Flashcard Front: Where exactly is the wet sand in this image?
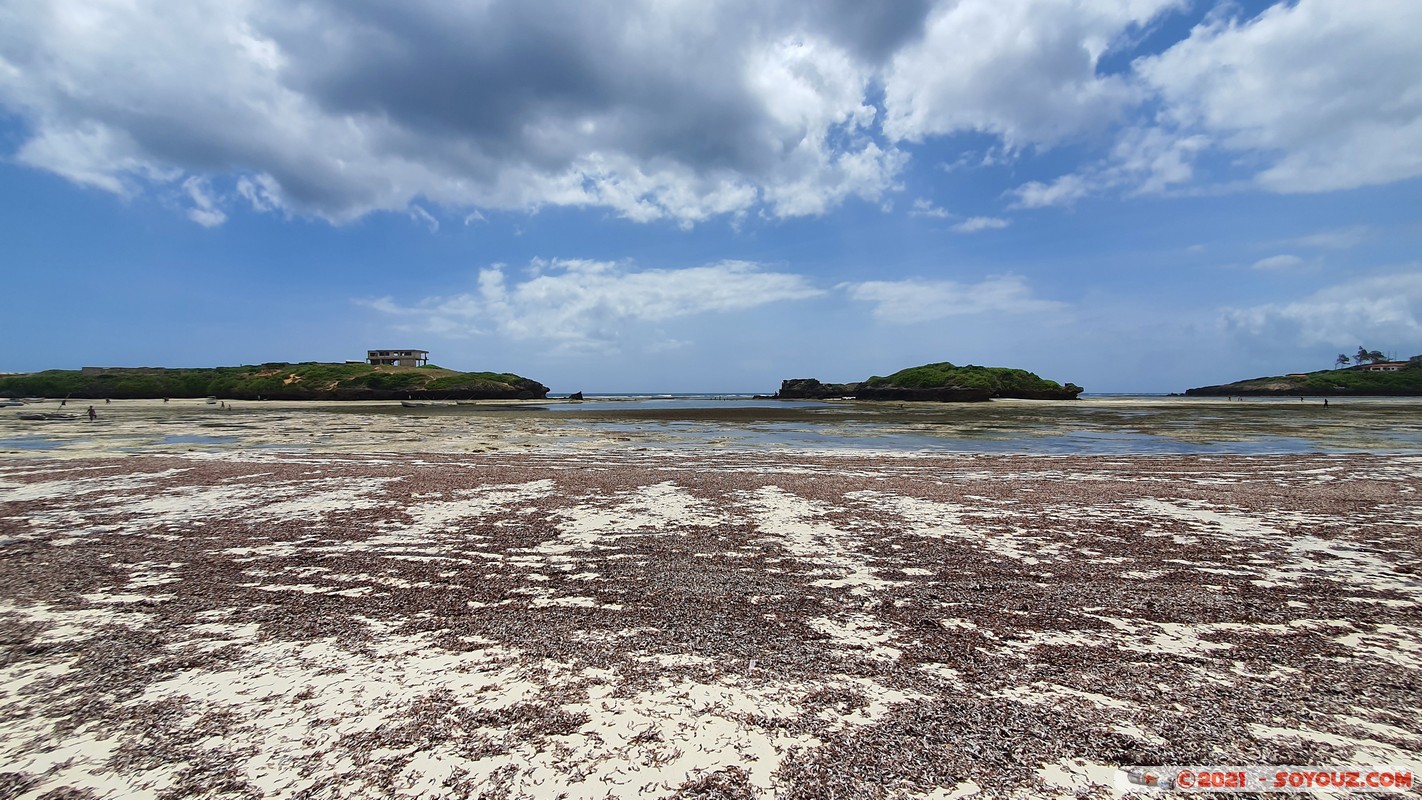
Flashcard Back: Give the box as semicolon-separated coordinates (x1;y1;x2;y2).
5;395;1422;457
2;448;1420;798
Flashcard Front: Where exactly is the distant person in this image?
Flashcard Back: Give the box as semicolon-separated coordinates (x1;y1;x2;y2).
163;398;169;403
1324;398;1329;407
105;398;111;404
87;405;96;421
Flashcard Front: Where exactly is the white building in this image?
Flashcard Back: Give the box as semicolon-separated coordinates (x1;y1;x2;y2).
367;349;429;367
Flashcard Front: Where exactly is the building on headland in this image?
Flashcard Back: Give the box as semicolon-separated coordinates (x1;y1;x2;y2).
367;349;429;367
1354;361;1409;373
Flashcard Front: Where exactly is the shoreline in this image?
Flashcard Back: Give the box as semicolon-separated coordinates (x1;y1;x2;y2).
2;450;1420;797
5;396;1422;459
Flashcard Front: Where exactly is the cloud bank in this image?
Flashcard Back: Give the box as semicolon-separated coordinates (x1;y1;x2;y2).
2;0;1418;225
1223;270;1422;348
362;259;823;351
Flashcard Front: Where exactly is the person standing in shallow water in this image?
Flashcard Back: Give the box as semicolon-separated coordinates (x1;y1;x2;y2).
86;405;96;421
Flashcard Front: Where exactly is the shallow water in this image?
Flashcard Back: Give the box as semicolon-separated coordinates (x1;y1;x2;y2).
3;395;1421;457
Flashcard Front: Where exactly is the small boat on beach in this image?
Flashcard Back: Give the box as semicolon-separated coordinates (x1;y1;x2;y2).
18;412;77;421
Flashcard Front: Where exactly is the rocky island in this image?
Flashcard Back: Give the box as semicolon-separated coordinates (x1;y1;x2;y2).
0;363;549;401
773;362;1083;402
1186;357;1422;396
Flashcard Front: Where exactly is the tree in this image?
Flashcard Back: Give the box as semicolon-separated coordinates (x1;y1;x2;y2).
1335;354;1350;368
1367;349;1387;363
1356;346;1369;364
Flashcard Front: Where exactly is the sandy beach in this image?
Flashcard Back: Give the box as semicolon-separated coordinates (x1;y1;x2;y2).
2;439;1420;798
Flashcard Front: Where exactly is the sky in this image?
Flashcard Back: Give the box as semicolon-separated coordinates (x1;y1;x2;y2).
2;0;1420;394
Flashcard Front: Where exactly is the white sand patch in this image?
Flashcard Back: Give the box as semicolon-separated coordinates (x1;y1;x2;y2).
847;490;1055;565
94;475;395;523
0;601;154;642
1248;724;1422;772
0;659;74;699
1332;624;1422;669
2;728;162;800
1003;615;1356;659
998;682;1133;711
1272;536;1422;596
0;468;191;502
537;481;726;555
254;477;400;518
1130;498;1293;538
808;613;902;660
1336;715;1422;746
398;479;557;535
745;486;899;595
80;592;174;605
122;634;538;795
509;676;811;798
921;779;982;799
1035;757;1125;798
822;675;925;728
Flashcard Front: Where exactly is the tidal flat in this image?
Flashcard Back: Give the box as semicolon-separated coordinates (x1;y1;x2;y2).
3;395;1422;457
1;399;1420;798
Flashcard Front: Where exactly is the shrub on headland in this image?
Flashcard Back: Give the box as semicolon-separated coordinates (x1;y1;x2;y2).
776;362;1082;401
0;363;549;401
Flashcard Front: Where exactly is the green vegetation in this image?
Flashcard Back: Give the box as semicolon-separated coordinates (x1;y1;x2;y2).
776;362;1082;401
0;362;548;400
1186;360;1422;396
861;362;1082;399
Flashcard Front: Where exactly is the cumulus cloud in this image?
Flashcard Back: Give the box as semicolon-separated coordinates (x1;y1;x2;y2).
1013;1;1422;204
1138;0;1422;193
1011;174;1093;209
1010;127;1209;208
909;199;953;219
360;258;824;350
841;275;1063;323
182;177;227;228
2;0;1417;228
950;216;1010;234
883;0;1183;145
1222;270;1422;347
0;0;914;226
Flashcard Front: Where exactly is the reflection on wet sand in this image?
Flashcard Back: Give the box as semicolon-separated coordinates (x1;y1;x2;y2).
2;396;1422;457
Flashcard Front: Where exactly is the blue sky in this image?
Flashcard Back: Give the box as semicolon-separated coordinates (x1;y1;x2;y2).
2;0;1420;393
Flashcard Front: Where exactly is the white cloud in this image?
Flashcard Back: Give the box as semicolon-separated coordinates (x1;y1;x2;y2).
951;216;1009;234
1013;0;1422;205
360;258;824;350
181;176;227;227
408;206;439;233
1251;254;1303;271
909;198;953;218
3;0;1418;228
0;1;908;227
841;275;1063;323
1137;0;1422;193
1010;126;1208;208
1275;226;1373;251
908;200;1008;231
1222;269;1422;347
1011;174;1093;209
883;0;1182;145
